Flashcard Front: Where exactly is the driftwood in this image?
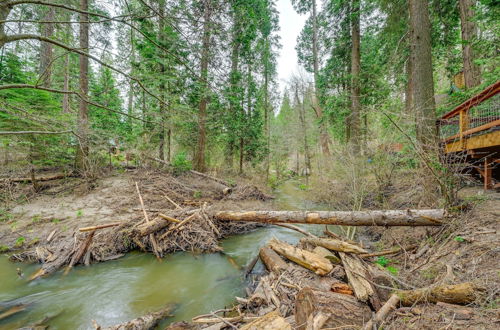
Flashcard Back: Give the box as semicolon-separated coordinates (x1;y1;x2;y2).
268;239;332;276
245;254;260;277
160;213;199;239
135;182;161;259
0;172;69;183
305;312;329;330
397;282;483;306
240;310;291;330
311;246;341;264
295;288;372;330
363;294;400;330
301;237;367;254
46;229;57;242
65;231;96;274
158;213;181;223
339;252;381;309
79;223;121;232
101;304;174;330
259;247;288;273
215;209;444;226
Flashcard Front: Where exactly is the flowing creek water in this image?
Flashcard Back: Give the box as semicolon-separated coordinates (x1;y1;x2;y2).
0;180;334;329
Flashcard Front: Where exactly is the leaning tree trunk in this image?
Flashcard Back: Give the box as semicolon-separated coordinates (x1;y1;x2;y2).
459;0;481;89
194;0;212;172
75;0;90;172
409;0;437;148
350;0;362;155
215;209;444;226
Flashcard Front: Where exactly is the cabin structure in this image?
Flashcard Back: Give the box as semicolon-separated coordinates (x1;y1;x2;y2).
438;81;500;189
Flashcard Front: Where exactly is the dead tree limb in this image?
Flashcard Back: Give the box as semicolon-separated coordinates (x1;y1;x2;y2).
135;182;161;259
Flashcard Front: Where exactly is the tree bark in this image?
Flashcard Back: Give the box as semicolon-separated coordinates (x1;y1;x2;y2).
311;0;331;156
268;238;333;276
194;0;212;172
215;209;445;226
459;0;481;88
259;246;288;273
39;6;55;87
363;294;400;330
158;0;166;161
295;288;372;330
409;0;437;148
301;237;368;254
295;84;311;175
75;0;89;172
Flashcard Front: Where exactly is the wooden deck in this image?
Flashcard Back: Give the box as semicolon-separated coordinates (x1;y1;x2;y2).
438;81;500;189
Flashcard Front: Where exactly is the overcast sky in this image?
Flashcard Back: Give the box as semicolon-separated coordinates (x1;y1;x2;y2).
276;0;307;89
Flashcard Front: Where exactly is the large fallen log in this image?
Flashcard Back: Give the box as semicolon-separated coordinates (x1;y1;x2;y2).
301;237;368;254
215;209;444;226
259;247;288;273
240;310;291;330
311;246;340;264
268;239;332;276
295;288;372;330
397;282;483;306
101;304;174;330
363;282;484;329
0;172;70;183
339;252;381;309
66;231;96;273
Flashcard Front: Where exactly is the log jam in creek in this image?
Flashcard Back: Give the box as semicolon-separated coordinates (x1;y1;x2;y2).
0;180;332;329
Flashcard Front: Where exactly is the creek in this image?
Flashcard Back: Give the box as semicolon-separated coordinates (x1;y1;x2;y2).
0;180;334;329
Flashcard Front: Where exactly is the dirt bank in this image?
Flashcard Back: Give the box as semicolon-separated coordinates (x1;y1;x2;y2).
0;168;273;278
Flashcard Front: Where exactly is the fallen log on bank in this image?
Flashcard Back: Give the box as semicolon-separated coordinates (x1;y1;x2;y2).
301;237;368;254
268;239;332;276
295;288;372;330
100;304;174;330
0;172;70;183
397;281;483;306
215;209;445;226
363;282;484;329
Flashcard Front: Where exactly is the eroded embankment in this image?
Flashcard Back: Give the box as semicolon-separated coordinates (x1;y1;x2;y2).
0;169;273;280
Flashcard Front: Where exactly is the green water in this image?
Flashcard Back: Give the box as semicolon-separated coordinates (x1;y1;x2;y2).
0;180;331;329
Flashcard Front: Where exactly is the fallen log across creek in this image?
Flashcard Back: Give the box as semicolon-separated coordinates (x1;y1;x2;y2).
214;209;445;226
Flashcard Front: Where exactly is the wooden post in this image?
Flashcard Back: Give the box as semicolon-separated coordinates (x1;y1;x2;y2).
484;156;492;190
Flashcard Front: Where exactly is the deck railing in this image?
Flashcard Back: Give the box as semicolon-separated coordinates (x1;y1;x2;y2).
438;81;500;147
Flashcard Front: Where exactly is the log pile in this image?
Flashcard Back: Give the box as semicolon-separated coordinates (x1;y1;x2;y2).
190;223;484;330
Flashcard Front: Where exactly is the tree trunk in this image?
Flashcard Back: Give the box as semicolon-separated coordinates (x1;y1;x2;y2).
409;0;437;148
215;209;444;226
301;237;368;254
405;52;413;118
75;0;90;172
127;26;135;126
194;0;212;172
158;1;166;161
295;288;372;330
459;0;481;88
39;7;55;87
62;52;71;113
350;0;361;155
296;84;311;175
268;238;333;275
311;0;331;156
259;246;288;273
239;137;244;174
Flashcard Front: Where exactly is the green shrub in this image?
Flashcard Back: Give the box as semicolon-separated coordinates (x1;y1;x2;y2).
15;236;25;247
172;152;192;175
